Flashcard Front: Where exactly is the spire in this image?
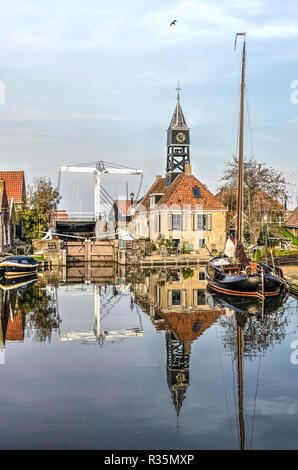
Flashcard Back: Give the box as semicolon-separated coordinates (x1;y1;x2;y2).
168;83;189;130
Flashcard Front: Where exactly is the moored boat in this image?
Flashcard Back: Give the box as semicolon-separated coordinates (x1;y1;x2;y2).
205;254;286;299
205;33;287;300
0;274;38;291
0;256;38;278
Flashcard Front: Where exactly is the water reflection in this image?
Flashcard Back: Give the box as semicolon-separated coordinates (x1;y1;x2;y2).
128;265;292;449
131;266;226;423
0;274;61;348
0;264;296;449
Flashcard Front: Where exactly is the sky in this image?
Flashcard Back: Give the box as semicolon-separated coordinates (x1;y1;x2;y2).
0;0;297;211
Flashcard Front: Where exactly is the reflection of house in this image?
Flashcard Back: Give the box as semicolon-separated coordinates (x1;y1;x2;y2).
134;267;225;419
133;91;227;252
284;207;298;238
0;180;11;252
0;289;21;347
6;312;24;341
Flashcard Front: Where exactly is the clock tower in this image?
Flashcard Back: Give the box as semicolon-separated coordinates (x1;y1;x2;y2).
166;85;190;186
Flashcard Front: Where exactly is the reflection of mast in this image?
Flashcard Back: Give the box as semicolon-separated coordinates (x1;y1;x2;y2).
94;285;101;337
0;298;4;364
235;313;246;450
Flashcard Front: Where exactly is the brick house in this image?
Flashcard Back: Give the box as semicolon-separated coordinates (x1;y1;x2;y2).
132;91;227;253
0;180;11;252
0;171;26;240
0;171;26;208
284;207;298;238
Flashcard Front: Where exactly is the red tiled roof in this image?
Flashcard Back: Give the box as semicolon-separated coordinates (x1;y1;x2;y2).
51;210;69;220
0;171;25;207
252;190;284;211
162;174;226;210
138;177;167;211
215;189;283;212
114;199;137;216
285;207;298;228
138;173;226;212
0;180;9;210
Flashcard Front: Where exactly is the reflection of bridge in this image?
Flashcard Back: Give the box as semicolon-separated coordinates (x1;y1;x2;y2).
58;284;143;345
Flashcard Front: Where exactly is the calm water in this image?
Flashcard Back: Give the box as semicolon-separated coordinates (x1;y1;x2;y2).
0;264;297;450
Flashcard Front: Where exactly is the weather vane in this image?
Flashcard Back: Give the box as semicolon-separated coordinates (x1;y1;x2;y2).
175;81;182;99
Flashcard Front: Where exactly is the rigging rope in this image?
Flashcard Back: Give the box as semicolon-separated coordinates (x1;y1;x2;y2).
245;90;255;159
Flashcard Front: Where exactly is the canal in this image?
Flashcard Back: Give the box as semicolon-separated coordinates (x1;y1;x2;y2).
0;264;297;450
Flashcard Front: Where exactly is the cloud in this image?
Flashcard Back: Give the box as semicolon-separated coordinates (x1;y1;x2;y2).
0;0;296;208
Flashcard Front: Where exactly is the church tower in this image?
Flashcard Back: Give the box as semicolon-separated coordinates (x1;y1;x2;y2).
166;84;190;186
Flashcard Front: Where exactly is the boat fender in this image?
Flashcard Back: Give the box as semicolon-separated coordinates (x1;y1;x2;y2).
245;266;254;277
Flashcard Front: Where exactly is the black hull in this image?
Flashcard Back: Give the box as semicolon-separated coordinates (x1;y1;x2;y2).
205;261;284;299
2;266;38;278
0;274;38;291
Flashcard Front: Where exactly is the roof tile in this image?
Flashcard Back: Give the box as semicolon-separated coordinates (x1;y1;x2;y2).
0;171;25;207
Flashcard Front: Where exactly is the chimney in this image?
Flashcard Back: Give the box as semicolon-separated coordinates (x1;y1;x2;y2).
130;191;134;206
185;164;192;176
156;175;162;181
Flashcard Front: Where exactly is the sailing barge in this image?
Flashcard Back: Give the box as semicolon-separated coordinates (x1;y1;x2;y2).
205;33;286;299
205;254;285;298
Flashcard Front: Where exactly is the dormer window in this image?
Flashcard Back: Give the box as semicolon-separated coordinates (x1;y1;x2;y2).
150;193;164;208
192;187;201;198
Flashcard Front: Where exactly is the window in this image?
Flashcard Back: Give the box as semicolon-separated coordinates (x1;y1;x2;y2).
197;289;207;305
172;214;182;231
172;290;181;306
154;214;160;232
199;239;206;248
199;271;206;280
21;259;29;264
150;194;163;207
192;187;201;198
192;321;201;332
193;214;212;231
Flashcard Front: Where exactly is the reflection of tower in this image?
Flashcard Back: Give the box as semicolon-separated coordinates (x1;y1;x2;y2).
166;331;190;417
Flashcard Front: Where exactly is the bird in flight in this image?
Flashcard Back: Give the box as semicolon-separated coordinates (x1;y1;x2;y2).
170;20;177;26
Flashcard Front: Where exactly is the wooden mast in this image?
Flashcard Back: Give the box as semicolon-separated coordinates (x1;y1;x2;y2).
235;33;246;244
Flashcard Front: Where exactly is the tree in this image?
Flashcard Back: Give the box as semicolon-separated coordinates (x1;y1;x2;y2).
217;156;288;244
18;177;61;242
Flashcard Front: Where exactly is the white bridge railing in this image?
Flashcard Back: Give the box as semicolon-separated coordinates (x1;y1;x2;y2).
51;211;99;222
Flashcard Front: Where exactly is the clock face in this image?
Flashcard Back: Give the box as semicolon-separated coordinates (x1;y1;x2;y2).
176;132;186;143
